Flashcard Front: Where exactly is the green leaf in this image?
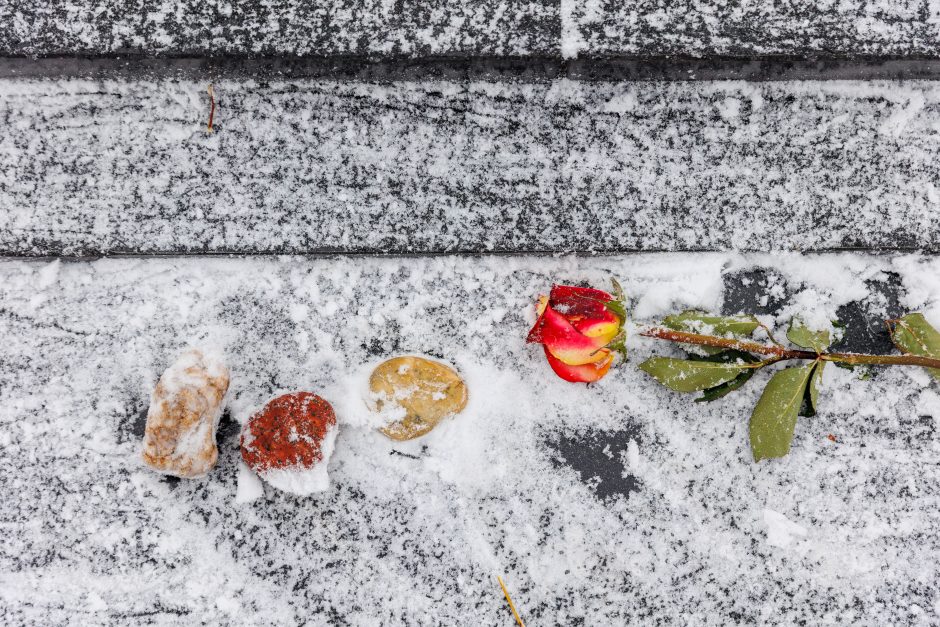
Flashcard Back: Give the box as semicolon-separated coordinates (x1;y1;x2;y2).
696;369;756;402
685;349;757;364
799;361;825;417
610;277;625;302
639;357;747;393
749;364;816;461
787;318;831;353
889;313;940;381
605;299;628;323
681;345;725;357
662;311;760;337
607;329;628;361
693;350;762;402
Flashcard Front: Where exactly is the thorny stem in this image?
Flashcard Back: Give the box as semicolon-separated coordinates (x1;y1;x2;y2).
640;327;940;370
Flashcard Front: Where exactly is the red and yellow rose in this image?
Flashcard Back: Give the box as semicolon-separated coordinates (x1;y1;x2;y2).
526;283;627;383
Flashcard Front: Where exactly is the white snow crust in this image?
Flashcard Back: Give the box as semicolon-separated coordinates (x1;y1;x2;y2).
256;423;339;496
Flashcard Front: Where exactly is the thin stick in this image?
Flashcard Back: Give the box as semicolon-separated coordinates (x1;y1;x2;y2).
497;576;525;627
207;84;216;133
639;326;940;370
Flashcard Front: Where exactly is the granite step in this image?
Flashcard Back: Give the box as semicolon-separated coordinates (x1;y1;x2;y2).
2;0;938;59
2;76;939;255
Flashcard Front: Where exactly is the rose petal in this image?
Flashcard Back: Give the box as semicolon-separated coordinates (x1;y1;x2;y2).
571;312;621;346
550;285;614;321
526;295;552;343
535;295;549;317
540;306;611;365
544;346;613;383
550;285;613;302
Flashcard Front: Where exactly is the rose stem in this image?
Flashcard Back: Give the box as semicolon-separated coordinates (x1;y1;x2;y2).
639;327;940;369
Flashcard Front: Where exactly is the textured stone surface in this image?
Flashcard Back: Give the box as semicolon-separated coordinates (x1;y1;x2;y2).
3;78;940;255
0;0;557;57
1;252;939;624
562;0;940;58
141;348;229;478
371;356;468;440
240;392;338;495
2;0;940;58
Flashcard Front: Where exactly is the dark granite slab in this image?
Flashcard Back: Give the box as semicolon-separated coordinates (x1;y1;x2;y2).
0;0;558;57
3;0;940;59
563;0;940;58
2;76;939;256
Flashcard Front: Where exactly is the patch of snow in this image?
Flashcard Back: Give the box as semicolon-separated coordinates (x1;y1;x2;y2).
764;509;808;548
235;461;264;504
256;423;338;496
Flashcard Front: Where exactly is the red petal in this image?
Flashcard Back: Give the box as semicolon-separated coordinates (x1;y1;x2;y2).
571;311;621;345
540;306;610;365
549;284;613;320
526;295;551;343
544;346;613;383
551;285;613;302
527;317;545;344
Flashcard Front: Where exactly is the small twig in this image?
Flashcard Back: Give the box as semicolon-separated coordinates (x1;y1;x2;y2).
206;84;216;134
497;576;525;627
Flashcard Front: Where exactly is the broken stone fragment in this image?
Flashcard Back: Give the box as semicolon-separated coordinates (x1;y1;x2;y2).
141;349;230;478
369;356;468;441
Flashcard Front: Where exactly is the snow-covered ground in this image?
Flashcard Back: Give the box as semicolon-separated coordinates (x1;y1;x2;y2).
2;252;939;624
3;78;940;255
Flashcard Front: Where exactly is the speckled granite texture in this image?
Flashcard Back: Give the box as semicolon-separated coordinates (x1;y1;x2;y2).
0;0;557;57
3;0;940;58
1;253;939;624
562;0;940;58
2;78;939;255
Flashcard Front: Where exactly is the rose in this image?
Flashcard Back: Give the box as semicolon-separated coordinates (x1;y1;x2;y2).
526;283;627;383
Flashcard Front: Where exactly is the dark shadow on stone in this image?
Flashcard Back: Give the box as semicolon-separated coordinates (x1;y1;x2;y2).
721;268;789;316
130;406;148;439
5;57;940;83
546;427;642;502
830;272;903;355
217;409;240;444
